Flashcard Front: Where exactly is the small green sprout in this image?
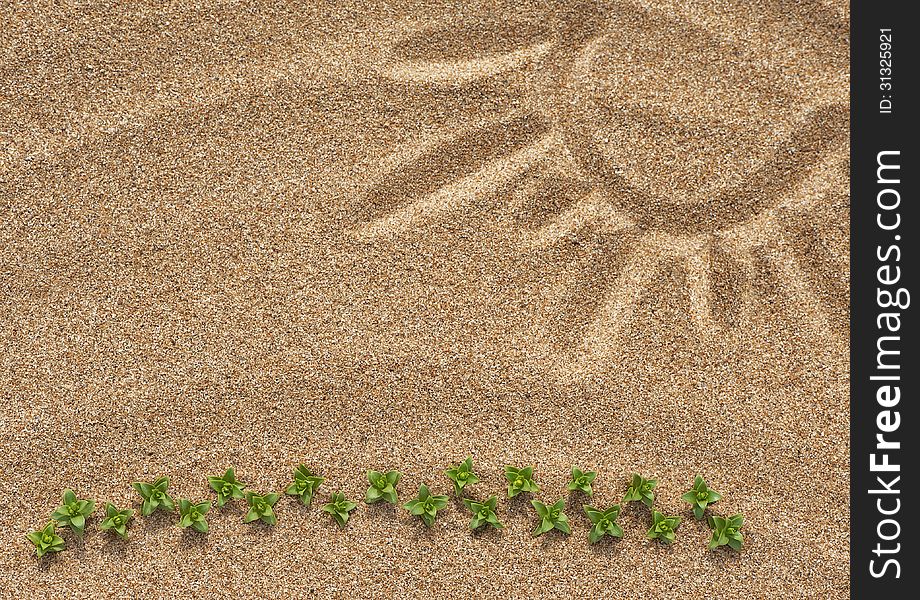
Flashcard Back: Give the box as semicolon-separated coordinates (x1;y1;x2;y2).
584;504;623;543
646;510;681;544
99;503;133;539
445;456;480;496
463;495;503;530
505;465;539;498
403;484;449;527
365;470;401;505
51;489;95;535
131;476;174;516
244;492;279;526
178;499;211;533
531;499;571;536
323;492;357;527
623;473;656;507
26;522;65;558
207;468;247;507
709;514;744;551
285;464;324;507
681;475;722;520
567;467;597;496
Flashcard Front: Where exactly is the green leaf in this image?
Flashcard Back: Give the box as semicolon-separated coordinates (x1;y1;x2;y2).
367;471;383;486
589;525;604;544
554;515;571;534
132;482;152;498
26;531;43;546
159;495;175;512
63;489;77;505
192;520;208;533
584;507;603;524
70;514;85;532
531;500;548;518
243;508;261;523
533;518;554;536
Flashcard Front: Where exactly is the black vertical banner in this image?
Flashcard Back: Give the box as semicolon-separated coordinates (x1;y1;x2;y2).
851;0;916;596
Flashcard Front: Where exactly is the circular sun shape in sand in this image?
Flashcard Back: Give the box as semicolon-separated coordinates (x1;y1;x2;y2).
353;1;849;366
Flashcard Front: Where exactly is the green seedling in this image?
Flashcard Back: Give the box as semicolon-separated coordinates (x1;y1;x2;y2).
27;522;65;558
463;495;503;530
323;492;357;527
505;465;539;498
207;468;247;507
51;489;95;535
285;464;324;507
178;499;211;533
403;484;449;527
445;456;480;496
584;504;623;543
99;503;133;539
623;473;656;507
646;510;681;544
132;476;174;516
709;514;744;551
682;475;722;520
531;499;571;536
567;467;597;496
244;492;279;526
366;470;401;505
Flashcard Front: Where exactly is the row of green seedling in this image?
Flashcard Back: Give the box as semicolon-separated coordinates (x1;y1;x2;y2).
28;459;743;558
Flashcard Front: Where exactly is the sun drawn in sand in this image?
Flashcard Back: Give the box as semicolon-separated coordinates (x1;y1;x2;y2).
351;1;849;367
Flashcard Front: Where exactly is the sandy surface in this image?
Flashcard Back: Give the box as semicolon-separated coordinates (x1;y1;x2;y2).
1;1;850;598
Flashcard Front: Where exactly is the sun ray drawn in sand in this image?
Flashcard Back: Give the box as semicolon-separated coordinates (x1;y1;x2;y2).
351;1;849;368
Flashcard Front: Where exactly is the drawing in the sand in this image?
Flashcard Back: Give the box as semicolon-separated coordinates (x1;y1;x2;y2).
351;2;849;368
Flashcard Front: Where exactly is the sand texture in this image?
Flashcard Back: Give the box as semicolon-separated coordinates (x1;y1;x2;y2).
1;1;850;598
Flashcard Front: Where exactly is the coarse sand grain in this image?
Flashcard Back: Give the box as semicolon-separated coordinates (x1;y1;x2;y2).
1;1;849;598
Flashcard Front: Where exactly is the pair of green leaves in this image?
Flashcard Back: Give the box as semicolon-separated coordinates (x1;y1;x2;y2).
132;476;174;516
100;503;133;539
505;465;539;498
463;496;503;530
244;492;279;526
567;467;597;496
445;457;480;496
208;468;247;507
27;522;65;557
647;510;681;544
623;473;656;507
531;499;570;536
285;465;324;507
178;499;211;533
709;514;744;550
584;504;623;543
366;470;401;504
403;484;449;527
681;476;722;520
323;492;357;527
51;489;95;535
